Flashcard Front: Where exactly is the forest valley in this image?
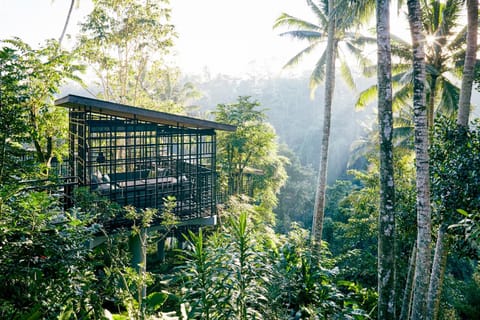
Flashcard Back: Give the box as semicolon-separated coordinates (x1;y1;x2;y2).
1;0;480;319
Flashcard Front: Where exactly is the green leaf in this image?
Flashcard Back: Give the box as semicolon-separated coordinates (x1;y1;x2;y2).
355;85;377;109
19;305;42;320
146;291;169;312
457;208;469;217
340;58;355;90
57;303;73;320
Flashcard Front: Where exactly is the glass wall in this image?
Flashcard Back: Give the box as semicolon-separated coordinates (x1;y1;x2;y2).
68;110;217;221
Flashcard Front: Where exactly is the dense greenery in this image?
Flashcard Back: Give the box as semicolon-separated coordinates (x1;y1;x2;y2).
76;0;189;113
214;96;287;218
0;38;83;171
179;207;373;319
1;0;480;319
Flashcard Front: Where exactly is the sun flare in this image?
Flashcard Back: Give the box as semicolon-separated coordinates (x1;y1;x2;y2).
425;34;438;47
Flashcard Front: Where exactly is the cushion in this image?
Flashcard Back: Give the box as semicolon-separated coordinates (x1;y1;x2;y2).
98;183;116;193
95;170;103;182
102;173;111;183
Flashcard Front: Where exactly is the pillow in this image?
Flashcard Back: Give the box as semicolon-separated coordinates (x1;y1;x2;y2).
98;183;114;193
95;170;103;182
102;173;111;183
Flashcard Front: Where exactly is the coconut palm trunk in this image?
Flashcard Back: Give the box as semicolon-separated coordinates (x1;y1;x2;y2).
427;224;449;320
407;0;432;319
457;0;478;128
376;0;396;318
312;0;336;250
274;0;373;250
59;0;76;46
400;243;417;320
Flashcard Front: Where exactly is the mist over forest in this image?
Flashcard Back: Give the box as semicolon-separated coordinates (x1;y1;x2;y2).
182;72;375;181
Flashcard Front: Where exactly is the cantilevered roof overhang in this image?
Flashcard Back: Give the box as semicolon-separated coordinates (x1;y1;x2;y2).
55;94;236;132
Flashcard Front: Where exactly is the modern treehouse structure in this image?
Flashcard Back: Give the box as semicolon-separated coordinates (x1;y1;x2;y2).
55;94;236;229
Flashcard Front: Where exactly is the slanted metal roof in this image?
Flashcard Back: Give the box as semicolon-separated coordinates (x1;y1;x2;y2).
55;94;236;132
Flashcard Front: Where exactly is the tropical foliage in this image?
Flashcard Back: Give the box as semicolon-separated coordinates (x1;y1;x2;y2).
76;0;182;112
179;209;372;319
1;0;480;319
0;38;83;170
214;96;287;218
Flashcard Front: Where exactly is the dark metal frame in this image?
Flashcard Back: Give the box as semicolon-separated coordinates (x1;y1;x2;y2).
57;95;235;221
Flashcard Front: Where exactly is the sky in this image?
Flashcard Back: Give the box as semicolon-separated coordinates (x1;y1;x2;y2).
0;1;465;79
171;0;317;76
1;1;477;119
0;0;321;77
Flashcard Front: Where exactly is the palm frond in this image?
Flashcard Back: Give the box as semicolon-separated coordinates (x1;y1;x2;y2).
343;41;374;76
397;68;413;85
335;0;375;28
391;41;413;61
422;0;440;34
442;0;463;30
273;13;321;31
448;25;467;51
306;0;328;26
448;43;469;77
392;84;413;112
392;63;411;75
362;65;377;78
393;126;414;149
355;85;377;109
282;41;322;69
344;33;377;46
279;30;324;42
339;55;356;90
309;51;327;96
390;34;411;47
394;113;413;128
426;64;441;77
437;78;459;115
451;63;464;79
348;135;378;167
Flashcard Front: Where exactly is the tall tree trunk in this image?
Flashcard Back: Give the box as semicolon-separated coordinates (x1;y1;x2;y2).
311;0;336;251
376;0;396;318
407;1;432;319
59;0;75;46
457;0;478;128
401;243;417;320
427;74;437;130
427;15;447;130
427;224;449;320
424;2;478;313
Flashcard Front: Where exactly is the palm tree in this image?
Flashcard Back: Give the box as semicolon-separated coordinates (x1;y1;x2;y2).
406;0;431;319
273;0;373;250
427;1;478;319
376;0;396;317
357;0;467;130
55;0;80;46
422;0;465;127
457;0;478;127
